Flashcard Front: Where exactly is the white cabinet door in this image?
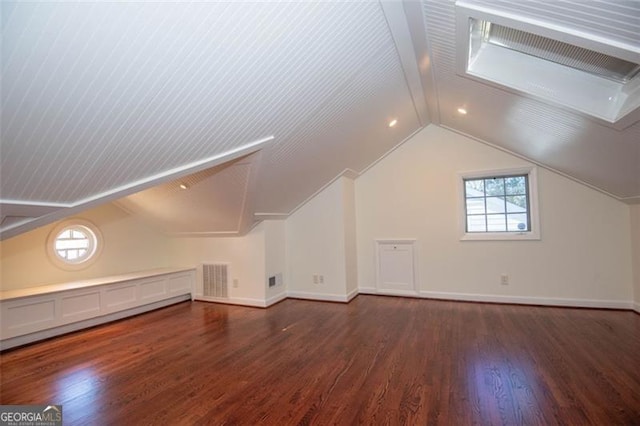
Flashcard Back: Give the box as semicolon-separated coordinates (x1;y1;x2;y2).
376;240;416;294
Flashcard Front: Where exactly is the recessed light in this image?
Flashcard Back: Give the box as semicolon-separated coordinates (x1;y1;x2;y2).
388;119;398;127
457;107;467;115
179;183;188;190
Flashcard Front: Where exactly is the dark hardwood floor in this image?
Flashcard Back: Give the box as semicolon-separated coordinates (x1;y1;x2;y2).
1;296;639;425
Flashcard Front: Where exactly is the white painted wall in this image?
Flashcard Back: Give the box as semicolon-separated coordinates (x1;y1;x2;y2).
264;220;287;303
172;220;287;306
0;203;177;291
2;125;634;312
286;176;356;301
171;223;266;303
631;205;640;312
356;125;633;308
343;178;358;295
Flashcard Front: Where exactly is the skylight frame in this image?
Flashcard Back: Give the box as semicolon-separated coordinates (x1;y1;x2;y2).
483;23;640;84
455;1;640;130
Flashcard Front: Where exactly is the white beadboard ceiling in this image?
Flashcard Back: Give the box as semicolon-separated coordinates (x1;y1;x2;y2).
115;154;259;236
422;0;640;202
1;0;639;239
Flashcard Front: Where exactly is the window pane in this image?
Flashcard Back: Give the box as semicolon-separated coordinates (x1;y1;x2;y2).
487;214;507;231
507;213;529;231
462;171;533;237
484;178;505;196
466;198;485;214
53;224;98;264
56;238;88;250
505;176;526;195
506;196;527;212
486;196;506;213
467;215;486;232
465;179;485;197
74;239;89;249
56;240;75;250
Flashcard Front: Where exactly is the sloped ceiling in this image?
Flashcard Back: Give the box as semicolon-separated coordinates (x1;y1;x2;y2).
421;0;640;203
115;154;260;236
1;0;639;240
0;1;425;239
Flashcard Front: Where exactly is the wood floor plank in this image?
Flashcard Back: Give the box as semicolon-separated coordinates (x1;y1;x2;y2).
1;296;639;425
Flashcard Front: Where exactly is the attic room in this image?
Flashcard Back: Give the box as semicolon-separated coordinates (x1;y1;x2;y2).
1;0;639;424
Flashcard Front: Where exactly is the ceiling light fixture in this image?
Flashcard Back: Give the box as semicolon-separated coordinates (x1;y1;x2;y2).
179;183;188;190
388;119;398;127
457;107;467;115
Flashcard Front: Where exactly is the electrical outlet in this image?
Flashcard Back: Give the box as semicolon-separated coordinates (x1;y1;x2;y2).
233;279;239;288
500;274;509;285
313;275;319;284
319;275;324;284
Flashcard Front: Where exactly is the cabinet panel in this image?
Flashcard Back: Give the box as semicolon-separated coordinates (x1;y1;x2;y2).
62;291;101;322
376;240;417;294
2;298;56;338
140;279;167;301
0;269;195;346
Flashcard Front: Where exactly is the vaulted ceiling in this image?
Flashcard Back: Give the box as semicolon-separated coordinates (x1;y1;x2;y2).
2;0;639;240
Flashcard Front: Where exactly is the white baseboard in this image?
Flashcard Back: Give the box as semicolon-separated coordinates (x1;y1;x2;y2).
196;289;357;307
379;289;420;298
5;289;634;350
358;287;633;310
265;292;288;307
287;290;353;303
346;288;359;302
195;296;269;308
0;294;191;351
358;287;420;298
417;290;633;310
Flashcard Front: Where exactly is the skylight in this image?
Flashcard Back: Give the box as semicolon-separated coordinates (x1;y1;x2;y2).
456;2;640;129
478;22;640;84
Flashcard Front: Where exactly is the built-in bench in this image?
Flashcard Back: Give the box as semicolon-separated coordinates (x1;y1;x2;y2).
0;268;196;350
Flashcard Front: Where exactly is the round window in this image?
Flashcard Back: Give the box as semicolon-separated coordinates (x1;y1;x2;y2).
53;225;97;263
47;219;102;269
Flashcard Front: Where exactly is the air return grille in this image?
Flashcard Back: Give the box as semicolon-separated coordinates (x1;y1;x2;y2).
480;22;640;83
202;263;228;298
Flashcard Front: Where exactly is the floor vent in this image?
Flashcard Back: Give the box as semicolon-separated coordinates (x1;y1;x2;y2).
202;263;228;298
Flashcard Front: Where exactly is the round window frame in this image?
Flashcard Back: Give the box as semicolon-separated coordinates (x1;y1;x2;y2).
47;219;103;270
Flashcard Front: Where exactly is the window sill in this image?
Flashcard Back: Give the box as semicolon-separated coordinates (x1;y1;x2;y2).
460;231;540;241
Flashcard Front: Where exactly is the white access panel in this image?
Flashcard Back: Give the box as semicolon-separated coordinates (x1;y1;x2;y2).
376;240;417;294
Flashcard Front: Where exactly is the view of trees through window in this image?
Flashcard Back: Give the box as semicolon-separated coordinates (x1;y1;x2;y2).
464;175;530;233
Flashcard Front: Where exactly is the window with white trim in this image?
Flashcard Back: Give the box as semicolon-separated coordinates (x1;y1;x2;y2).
54;225;96;263
459;167;540;241
47;219;102;269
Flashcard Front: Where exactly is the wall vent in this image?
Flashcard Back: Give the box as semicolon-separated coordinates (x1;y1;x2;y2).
267;273;283;288
201;263;228;298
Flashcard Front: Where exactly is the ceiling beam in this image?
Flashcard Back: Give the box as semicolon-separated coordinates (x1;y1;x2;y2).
401;0;441;125
380;0;431;126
